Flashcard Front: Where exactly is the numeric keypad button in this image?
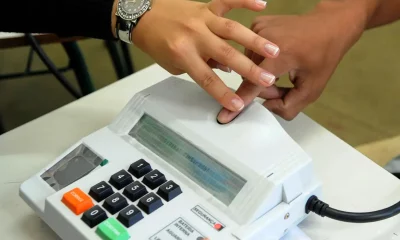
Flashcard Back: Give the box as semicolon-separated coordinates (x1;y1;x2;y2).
89;181;114;202
157;180;182;201
142;170;167;190
81;205;108;228
103;193;128;214
117;205;144;227
109;170;133;190
123;181;148;202
137;192;163;214
128;159;152;178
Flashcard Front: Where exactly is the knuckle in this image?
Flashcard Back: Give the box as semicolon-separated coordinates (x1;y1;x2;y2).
282;111;298;121
183;17;199;31
274;102;295;120
221;91;230;103
253;16;263;25
220;44;236;60
168;37;189;58
200;3;210;13
201;73;217;88
248;63;259;78
253;35;265;48
169;68;184;75
224;19;238;33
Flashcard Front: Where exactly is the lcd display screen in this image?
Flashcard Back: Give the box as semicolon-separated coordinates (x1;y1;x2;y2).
129;114;246;205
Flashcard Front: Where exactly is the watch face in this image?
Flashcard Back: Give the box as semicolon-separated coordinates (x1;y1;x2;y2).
118;0;150;20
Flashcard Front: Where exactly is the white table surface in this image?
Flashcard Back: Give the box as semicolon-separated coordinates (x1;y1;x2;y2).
1;64;400;240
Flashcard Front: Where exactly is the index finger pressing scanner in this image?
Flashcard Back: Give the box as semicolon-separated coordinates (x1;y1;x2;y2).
19;77;400;240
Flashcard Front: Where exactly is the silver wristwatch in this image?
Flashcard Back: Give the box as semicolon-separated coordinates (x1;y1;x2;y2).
115;0;152;44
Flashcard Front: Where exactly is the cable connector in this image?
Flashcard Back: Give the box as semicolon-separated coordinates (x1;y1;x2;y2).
305;195;329;217
305;195;400;223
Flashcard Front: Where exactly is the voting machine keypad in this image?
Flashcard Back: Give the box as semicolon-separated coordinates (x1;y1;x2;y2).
89;181;114;202
61;158;182;240
103;192;129;214
109;170;134;190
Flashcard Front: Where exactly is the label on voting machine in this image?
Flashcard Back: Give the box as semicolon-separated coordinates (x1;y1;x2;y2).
150;217;207;240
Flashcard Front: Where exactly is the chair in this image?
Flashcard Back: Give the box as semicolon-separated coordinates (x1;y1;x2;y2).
0;33;135;134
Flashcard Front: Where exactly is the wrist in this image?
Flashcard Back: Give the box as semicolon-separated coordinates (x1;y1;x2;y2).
111;0;119;38
315;0;382;29
309;0;374;49
130;0;160;47
111;0;154;43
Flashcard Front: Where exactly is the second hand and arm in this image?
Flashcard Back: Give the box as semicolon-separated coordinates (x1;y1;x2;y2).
217;0;400;123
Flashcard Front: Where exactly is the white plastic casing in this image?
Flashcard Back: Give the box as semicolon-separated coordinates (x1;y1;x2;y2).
20;77;322;240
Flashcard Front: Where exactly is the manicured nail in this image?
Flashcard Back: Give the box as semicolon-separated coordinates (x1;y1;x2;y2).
255;0;267;7
265;43;279;56
260;72;275;85
217;64;231;73
217;109;230;123
218;108;241;124
231;98;244;111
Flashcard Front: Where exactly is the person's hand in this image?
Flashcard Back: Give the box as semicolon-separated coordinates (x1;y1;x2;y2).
129;0;280;112
217;1;368;123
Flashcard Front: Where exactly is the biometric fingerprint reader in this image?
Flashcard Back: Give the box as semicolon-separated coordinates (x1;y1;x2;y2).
20;76;321;240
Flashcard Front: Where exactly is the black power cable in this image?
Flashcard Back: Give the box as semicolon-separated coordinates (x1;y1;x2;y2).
306;195;400;223
25;33;82;99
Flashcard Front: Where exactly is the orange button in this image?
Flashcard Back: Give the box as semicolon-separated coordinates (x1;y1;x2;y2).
62;188;94;215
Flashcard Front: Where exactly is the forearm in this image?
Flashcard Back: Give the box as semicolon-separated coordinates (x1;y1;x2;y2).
0;0;118;40
366;0;400;29
316;0;400;30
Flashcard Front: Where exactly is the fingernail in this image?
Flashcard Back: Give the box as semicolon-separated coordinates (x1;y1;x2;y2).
231;98;244;111
260;72;275;85
218;108;241;124
255;0;267;6
217;64;231;73
265;43;279;56
217;109;230;124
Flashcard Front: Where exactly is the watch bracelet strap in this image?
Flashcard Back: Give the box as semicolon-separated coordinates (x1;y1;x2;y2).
116;17;136;44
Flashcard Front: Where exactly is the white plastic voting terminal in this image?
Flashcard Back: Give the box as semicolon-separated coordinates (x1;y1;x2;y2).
19;76;322;240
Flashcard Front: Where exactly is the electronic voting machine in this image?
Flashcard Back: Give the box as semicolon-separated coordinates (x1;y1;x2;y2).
20;76;322;240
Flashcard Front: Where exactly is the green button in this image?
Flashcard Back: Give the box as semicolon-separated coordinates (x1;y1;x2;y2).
96;218;130;240
100;159;109;167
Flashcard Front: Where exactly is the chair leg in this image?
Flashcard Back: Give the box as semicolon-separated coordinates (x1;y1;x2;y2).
105;40;132;79
62;42;95;96
120;42;135;74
